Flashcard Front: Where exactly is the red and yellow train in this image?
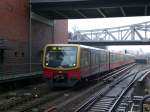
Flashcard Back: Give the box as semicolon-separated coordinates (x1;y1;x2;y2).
43;44;135;87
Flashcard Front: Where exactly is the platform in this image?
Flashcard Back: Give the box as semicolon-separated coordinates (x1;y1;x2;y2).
0;71;42;83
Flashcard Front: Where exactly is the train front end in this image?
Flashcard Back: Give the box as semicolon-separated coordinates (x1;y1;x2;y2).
43;44;80;87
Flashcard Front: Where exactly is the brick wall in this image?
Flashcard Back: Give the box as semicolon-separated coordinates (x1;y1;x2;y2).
0;0;68;75
0;0;28;42
54;20;68;44
0;0;29;75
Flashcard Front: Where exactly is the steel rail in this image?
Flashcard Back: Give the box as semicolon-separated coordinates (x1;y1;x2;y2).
109;70;150;112
75;65;137;112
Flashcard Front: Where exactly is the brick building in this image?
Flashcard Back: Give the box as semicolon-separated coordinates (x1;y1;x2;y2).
0;0;68;75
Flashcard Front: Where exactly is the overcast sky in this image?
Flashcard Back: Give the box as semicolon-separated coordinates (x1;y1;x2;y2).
68;16;150;53
68;16;150;31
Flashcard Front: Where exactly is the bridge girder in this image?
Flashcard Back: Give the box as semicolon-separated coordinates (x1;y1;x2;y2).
70;21;150;43
68;40;150;46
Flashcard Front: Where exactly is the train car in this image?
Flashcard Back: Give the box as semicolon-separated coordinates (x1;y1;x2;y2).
109;52;134;69
43;44;134;87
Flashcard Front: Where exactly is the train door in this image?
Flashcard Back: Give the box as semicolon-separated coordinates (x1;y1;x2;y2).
91;50;98;75
95;52;100;73
88;49;92;76
80;48;91;77
106;52;109;71
109;52;112;70
108;52;110;70
99;50;102;72
97;52;101;73
102;52;106;72
100;51;105;72
90;51;94;74
104;51;108;72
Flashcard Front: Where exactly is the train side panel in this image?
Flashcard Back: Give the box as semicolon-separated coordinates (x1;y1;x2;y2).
79;47;110;79
109;52;134;70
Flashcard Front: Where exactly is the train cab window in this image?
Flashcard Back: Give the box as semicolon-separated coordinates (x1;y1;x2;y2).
45;46;77;68
0;49;4;64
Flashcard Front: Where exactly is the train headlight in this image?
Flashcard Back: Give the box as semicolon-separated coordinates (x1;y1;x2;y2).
52;47;56;50
58;71;62;73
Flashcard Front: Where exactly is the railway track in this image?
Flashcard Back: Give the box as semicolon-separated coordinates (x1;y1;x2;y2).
0;63;137;112
40;64;137;112
75;65;150;112
0;83;54;111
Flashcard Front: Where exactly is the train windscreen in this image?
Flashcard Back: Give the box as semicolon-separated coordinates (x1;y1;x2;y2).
45;46;77;68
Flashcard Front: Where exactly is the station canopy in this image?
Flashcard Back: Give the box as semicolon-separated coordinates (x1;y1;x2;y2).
31;0;150;19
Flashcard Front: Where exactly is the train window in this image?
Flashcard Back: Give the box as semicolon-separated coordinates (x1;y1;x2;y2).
100;52;104;63
85;51;90;66
80;51;85;67
113;54;115;62
0;49;4;64
91;53;95;65
102;53;104;63
112;54;113;62
112;54;114;62
103;53;106;63
94;53;96;64
100;53;102;63
96;54;99;64
105;53;107;63
45;46;77;68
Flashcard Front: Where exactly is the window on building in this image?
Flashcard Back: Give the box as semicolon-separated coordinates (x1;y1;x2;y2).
21;52;25;57
0;49;4;64
14;52;18;56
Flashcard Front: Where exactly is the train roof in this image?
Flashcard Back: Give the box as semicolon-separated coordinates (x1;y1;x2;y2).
109;51;134;56
79;44;108;52
45;44;108;52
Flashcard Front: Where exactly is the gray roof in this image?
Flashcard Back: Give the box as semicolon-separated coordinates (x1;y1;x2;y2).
31;0;150;19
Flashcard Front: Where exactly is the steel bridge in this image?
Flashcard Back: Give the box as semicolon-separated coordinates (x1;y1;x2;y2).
69;21;150;45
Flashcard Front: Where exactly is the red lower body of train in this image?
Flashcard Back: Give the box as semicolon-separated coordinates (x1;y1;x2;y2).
43;61;133;87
